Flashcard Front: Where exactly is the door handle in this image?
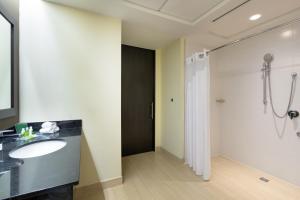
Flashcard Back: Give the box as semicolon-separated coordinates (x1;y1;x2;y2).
151;102;154;120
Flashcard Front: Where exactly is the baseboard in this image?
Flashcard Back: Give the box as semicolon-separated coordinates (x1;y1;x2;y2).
155;146;161;151
75;176;123;192
74;182;101;190
101;176;123;189
74;182;102;199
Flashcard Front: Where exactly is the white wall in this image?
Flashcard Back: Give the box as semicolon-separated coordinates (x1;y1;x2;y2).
209;53;221;157
20;0;122;186
159;39;185;159
155;49;162;147
185;38;207;59
214;22;300;186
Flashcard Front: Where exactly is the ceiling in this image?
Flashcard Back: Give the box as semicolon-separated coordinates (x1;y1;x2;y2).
46;0;300;50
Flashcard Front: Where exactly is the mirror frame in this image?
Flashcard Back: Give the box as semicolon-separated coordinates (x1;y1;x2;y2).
0;6;18;120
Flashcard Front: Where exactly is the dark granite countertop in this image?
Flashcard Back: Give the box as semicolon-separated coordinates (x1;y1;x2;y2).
0;120;82;200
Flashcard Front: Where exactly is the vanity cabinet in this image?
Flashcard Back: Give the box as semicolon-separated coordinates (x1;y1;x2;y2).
11;185;73;200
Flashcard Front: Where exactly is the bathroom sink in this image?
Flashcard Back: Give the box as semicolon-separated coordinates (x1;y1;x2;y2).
9;139;67;159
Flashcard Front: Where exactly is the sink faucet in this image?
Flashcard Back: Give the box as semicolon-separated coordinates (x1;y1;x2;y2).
0;143;2;161
0;130;14;137
0;130;14;135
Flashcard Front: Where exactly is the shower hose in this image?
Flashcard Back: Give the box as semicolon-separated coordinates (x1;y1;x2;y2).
267;71;297;119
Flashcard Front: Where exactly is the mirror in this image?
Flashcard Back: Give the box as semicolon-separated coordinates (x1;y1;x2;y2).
0;3;18;126
0;13;12;110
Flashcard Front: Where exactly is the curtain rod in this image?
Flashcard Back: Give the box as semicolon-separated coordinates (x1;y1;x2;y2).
207;16;300;54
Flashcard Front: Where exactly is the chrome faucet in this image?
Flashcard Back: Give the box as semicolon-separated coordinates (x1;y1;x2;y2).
0;130;15;138
0;143;2;162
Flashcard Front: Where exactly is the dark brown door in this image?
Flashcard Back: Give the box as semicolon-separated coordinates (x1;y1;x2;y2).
122;45;155;156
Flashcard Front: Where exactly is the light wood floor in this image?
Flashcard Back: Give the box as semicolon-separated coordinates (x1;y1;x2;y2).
75;150;300;200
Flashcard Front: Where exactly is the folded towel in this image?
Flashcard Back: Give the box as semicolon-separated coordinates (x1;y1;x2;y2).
39;122;60;134
41;121;57;129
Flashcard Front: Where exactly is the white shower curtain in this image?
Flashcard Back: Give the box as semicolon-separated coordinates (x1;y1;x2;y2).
185;52;211;181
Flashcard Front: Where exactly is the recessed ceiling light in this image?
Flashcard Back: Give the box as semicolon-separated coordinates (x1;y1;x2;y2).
249;14;262;21
281;30;293;38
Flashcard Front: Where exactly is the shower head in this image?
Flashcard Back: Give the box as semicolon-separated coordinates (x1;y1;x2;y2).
264;53;274;65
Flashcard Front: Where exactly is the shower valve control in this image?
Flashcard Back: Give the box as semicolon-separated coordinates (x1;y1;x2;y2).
288;110;299;120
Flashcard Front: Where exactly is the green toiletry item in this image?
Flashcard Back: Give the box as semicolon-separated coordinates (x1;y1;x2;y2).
15;123;28;134
20;126;36;140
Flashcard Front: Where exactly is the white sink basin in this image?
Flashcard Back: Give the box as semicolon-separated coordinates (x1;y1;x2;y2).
9;139;67;159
